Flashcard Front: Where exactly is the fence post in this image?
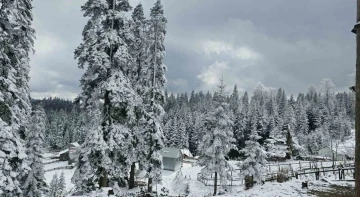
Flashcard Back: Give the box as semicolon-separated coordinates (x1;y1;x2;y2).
299;160;301;170
295;172;298;179
316;169;320;180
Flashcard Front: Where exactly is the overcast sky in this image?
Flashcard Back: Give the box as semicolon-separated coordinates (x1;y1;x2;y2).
29;0;356;100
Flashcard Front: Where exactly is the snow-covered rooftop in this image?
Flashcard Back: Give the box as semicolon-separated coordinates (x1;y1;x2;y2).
69;142;80;147
181;149;193;158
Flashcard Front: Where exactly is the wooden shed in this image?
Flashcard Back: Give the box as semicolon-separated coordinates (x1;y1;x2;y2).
160;147;183;171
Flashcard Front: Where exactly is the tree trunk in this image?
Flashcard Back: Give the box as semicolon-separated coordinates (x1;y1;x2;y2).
148;178;153;193
129;162;136;189
331;140;335;167
99;169;108;188
356;0;360;195
213;172;218;196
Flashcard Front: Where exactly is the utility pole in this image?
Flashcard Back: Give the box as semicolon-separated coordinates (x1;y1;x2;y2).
352;0;360;195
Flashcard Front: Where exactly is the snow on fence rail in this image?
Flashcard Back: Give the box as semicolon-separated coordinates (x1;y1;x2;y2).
45;165;74;172
295;165;355;181
43;159;62;165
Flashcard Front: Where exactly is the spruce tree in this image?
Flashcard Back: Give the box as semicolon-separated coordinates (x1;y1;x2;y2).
0;0;35;196
229;85;240;115
22;105;47;197
197;79;235;196
74;0;138;190
139;0;168;193
58;171;66;195
238;125;267;185
49;173;59;197
72;106;109;195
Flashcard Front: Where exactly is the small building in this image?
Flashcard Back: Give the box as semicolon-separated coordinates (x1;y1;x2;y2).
58;149;69;161
181;149;193;159
160;147;183;171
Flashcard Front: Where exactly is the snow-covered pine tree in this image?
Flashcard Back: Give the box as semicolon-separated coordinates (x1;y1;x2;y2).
295;102;308;141
74;0;140;190
233;107;247;149
229;85;240;115
72;107;111;195
0;0;35;130
59;171;66;195
197;79;235;196
320;78;336;114
127;4;151;188
22;105;47;197
137;0;167;192
0;120;29;196
49;173;59;197
238;124;267;185
0;0;35;196
130;3;148;84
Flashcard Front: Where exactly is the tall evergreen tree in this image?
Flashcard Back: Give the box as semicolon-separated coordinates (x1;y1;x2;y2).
22;105;47;197
74;0;138;190
197;79;235;196
0;0;35;196
49;174;59;197
229;85;240;115
72;106;109;195
139;0;168;192
238;125;267;184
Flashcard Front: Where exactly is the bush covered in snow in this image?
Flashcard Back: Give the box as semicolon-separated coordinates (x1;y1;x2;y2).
276;167;291;183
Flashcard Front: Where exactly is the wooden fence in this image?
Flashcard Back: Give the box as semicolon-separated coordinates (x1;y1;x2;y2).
295;166;355;181
197;161;354;186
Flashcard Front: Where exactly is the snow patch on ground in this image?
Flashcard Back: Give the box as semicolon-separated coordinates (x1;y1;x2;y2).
42;154;354;197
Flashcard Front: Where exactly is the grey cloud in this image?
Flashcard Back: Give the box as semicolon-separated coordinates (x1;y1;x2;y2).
29;0;356;99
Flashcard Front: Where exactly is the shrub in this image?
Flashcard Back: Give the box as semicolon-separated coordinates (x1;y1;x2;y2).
244;175;254;190
277;167;290;183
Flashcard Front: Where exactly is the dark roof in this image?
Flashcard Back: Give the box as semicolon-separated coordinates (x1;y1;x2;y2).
160;147;182;159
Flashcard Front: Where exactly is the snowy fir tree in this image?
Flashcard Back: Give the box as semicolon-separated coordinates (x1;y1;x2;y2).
73;0;144;191
0;0;35;196
49;173;59;197
138;0;167;192
238;125;267;185
22;105;47;197
197;79;236;196
71;106;111;195
59;171;66;195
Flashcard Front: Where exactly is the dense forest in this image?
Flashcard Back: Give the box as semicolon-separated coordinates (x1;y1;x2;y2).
35;78;354;159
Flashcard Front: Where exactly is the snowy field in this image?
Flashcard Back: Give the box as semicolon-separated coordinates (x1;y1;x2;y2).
42;154;354;197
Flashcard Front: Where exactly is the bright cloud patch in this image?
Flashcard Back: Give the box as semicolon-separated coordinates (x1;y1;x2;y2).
33;33;66;56
197;61;229;86
203;40;260;60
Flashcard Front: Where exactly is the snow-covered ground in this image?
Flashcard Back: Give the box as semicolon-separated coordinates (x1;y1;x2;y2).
42;155;354;197
43;156;75;192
